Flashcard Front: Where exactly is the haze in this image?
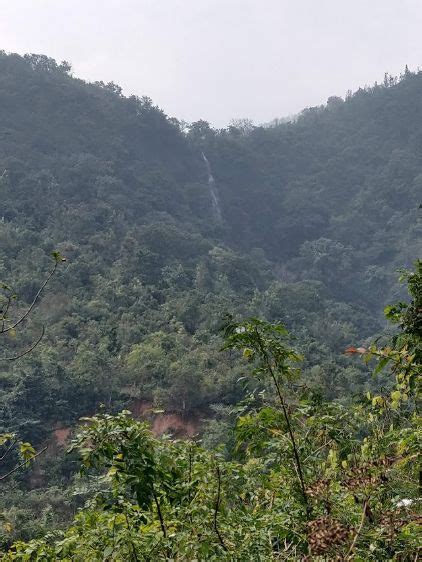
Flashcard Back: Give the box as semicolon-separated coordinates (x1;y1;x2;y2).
1;0;421;126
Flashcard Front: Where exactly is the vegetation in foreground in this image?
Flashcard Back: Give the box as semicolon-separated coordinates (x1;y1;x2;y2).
2;261;420;560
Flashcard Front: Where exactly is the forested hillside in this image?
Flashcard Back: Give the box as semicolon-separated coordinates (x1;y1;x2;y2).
0;52;420;549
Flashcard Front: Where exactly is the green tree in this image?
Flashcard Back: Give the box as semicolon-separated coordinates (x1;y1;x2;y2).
5;263;420;559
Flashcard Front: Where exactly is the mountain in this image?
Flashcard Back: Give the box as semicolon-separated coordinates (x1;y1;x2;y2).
0;52;420;441
0;51;421;548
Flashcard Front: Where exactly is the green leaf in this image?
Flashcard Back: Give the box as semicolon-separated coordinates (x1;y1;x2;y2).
243;348;254;359
103;546;114;558
391;390;401;402
374;356;390;375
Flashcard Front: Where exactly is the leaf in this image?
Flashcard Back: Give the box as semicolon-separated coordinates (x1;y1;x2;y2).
374;356;390;375
243;348;254;359
107;466;118;477
0;433;14;445
103;546;114;558
372;395;384;407
51;251;63;262
391;390;401;402
19;442;36;460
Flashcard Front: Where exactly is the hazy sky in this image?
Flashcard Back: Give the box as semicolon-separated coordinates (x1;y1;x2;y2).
1;0;421;126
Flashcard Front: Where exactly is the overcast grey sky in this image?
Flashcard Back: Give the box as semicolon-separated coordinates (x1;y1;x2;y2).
1;0;421;126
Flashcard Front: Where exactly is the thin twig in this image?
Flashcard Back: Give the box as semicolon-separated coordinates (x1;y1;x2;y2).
153;490;167;538
0;438;17;461
274;381;309;511
144;537;162;561
1;295;12;332
346;499;368;560
2;261;58;334
124;514;140;562
269;491;275;510
213;464;228;551
254;331;310;517
303;439;334;463
3;325;45;361
0;446;47;481
187;443;193;523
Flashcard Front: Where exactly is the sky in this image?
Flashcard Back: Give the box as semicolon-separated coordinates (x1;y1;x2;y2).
1;0;421;127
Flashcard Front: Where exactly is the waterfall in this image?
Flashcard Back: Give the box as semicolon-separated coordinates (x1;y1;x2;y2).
201;152;222;221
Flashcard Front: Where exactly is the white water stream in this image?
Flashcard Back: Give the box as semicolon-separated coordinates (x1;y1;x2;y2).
201;152;222;221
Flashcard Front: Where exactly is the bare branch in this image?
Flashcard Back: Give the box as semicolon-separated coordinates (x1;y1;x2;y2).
1;295;12;332
1;260;59;334
0;446;47;482
2;325;46;361
346;499;369;560
0;438;17;462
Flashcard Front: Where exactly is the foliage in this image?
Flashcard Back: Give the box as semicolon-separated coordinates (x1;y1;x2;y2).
0;51;420;547
3;264;420;560
0;252;64;489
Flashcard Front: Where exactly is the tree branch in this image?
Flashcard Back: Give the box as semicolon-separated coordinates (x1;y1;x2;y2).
0;438;17;462
254;329;310;516
1;260;58;334
1;295;12;332
2;325;45;361
0;446;47;481
346;499;369;560
213;464;228;551
153;490;167;538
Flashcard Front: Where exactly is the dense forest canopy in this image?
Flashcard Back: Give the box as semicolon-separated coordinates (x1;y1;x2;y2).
0;52;420;555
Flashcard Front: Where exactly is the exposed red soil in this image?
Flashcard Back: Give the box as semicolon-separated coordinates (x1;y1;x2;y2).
53;426;71;447
130;399;153;417
151;413;199;438
129;398;201;438
28;400;200;488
